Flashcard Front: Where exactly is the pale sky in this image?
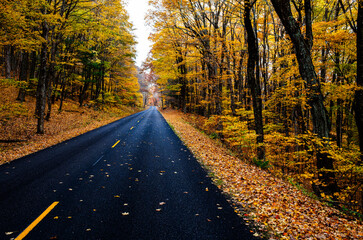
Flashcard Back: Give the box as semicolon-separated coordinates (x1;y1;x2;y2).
125;0;153;67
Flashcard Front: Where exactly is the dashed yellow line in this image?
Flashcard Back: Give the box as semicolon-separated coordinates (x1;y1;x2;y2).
130;126;134;130
15;201;59;240
112;140;120;148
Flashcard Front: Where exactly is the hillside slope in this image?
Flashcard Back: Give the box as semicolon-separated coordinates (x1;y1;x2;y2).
0;79;141;164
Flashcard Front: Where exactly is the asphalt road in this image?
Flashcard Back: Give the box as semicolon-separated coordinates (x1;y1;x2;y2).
0;107;257;240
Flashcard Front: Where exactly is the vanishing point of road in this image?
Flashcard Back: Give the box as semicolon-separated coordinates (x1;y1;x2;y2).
0;107;257;240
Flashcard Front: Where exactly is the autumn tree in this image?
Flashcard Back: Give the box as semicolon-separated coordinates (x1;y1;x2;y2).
269;0;338;194
243;0;265;160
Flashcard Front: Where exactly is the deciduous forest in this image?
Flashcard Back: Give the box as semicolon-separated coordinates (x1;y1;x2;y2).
147;0;362;215
0;0;143;134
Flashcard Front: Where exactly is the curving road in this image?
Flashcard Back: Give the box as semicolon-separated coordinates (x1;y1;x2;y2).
0;107;257;240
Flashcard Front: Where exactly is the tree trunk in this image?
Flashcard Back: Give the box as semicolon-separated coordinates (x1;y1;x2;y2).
45;43;57;121
227;59;237;116
59;77;66;112
35;21;49;134
176;52;187;112
79;67;90;107
29;51;37;79
4;45;12;79
355;1;363;164
17;51;29;102
245;0;265;160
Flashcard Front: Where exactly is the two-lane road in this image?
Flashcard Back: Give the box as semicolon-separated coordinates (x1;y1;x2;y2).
0;107;256;240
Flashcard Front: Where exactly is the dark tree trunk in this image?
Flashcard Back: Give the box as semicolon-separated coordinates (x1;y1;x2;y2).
237;50;245;104
245;0;265;160
59;77;66;112
176;52;187;112
207;57;222;115
79;67;90;107
262;5;269;99
29;51;37;79
335;50;343;148
304;0;313;50
35;21;49;134
355;2;363;164
227;60;237;116
45;43;57;121
4;45;12;79
270;0;337;193
17;51;29;102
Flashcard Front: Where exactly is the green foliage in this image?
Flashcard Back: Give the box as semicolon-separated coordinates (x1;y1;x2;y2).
209;132;218;139
252;158;270;169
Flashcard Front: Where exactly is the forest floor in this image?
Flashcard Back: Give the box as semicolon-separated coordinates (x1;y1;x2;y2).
161;109;362;240
0;79;141;164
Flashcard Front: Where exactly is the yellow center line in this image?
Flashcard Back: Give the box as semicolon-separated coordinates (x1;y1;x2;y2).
130;126;134;130
112;140;120;148
15;201;59;240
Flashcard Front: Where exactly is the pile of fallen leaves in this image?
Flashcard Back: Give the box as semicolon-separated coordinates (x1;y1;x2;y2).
0;81;139;164
161;109;362;240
